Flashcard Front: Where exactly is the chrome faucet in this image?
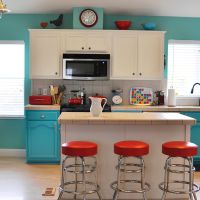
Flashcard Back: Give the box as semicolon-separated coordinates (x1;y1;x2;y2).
191;83;200;93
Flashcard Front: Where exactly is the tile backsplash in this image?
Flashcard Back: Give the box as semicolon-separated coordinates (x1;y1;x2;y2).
32;79;164;105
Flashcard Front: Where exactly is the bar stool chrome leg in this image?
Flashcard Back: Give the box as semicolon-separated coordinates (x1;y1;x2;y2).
58;156;102;200
189;158;193;200
159;156;200;200
111;155;150;200
74;157;78;200
58;157;68;200
189;157;198;200
95;157;103;200
161;157;170;200
81;157;87;200
112;156;122;200
141;158;147;200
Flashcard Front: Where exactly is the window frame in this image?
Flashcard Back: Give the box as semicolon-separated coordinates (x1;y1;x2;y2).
0;40;25;119
168;39;200;98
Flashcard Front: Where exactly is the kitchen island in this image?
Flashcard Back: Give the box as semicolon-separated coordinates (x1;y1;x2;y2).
58;112;196;199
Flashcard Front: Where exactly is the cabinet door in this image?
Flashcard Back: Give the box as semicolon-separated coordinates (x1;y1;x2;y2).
65;35;86;51
111;34;138;79
181;112;200;164
30;31;61;79
87;35;109;52
27;121;60;163
138;32;164;80
64;32;109;52
191;123;200;164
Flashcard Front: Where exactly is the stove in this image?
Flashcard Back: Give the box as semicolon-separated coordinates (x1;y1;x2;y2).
60;103;111;113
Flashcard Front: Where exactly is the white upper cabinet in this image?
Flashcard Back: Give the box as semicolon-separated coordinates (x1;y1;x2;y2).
30;30;62;79
111;30;165;80
111;33;138;79
138;32;164;80
63;31;111;52
29;29;164;80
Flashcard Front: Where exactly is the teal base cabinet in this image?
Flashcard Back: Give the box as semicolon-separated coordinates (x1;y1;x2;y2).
181;112;200;165
26;110;60;163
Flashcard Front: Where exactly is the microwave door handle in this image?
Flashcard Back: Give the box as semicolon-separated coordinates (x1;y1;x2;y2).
64;59;109;61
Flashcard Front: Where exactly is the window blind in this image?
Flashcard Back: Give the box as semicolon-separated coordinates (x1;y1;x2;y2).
168;40;200;96
0;41;24;118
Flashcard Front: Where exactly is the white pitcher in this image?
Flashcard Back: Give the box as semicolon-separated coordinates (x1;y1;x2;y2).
89;97;107;117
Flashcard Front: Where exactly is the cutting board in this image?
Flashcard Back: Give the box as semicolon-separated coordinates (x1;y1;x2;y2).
130;87;153;105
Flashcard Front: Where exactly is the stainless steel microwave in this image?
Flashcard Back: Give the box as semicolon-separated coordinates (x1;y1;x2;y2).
63;54;110;80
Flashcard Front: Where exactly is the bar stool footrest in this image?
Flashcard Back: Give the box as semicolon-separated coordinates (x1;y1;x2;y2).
159;181;200;194
64;163;96;174
111;179;150;193
59;181;100;195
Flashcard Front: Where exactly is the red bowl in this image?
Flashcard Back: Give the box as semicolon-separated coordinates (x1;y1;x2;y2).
115;20;132;30
40;22;48;28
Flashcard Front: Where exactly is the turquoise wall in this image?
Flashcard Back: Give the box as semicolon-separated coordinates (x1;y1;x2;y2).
1;13;200;149
0;14;72;149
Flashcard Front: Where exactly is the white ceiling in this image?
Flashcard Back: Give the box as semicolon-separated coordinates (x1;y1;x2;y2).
4;0;200;17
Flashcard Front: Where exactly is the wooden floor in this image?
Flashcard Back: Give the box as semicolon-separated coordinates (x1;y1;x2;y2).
0;157;199;200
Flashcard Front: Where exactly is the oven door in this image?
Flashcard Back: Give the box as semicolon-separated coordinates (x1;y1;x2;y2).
63;59;109;80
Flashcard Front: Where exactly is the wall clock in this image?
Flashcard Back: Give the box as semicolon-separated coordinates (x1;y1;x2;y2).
79;9;98;27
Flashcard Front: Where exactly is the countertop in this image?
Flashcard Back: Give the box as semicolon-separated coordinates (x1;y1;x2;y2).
58;112;196;125
25;104;60;110
25;104;200;112
111;105;200;112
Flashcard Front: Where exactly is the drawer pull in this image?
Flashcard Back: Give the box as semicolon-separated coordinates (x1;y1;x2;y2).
40;114;45;119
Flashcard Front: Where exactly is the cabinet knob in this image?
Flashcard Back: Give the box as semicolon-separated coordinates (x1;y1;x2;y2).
40;114;45;119
139;73;142;76
132;73;135;75
88;47;91;50
55;72;58;75
82;47;84;50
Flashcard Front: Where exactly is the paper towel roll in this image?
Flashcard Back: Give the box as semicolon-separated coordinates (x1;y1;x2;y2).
168;88;176;107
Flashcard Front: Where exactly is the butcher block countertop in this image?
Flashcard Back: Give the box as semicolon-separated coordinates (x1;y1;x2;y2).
111;105;200;112
58;112;196;125
25;104;200;112
25;104;60;110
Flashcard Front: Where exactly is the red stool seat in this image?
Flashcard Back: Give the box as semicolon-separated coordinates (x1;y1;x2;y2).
114;140;149;156
162;141;198;157
62;141;97;157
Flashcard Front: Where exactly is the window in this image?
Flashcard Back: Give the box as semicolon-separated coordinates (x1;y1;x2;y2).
0;41;24;118
168;40;200;96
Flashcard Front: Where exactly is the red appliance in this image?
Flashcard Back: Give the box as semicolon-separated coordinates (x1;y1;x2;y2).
29;95;52;105
68;98;82;105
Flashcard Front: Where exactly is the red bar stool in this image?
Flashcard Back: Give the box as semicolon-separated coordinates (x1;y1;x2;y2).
111;140;150;200
159;141;200;200
57;141;102;200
